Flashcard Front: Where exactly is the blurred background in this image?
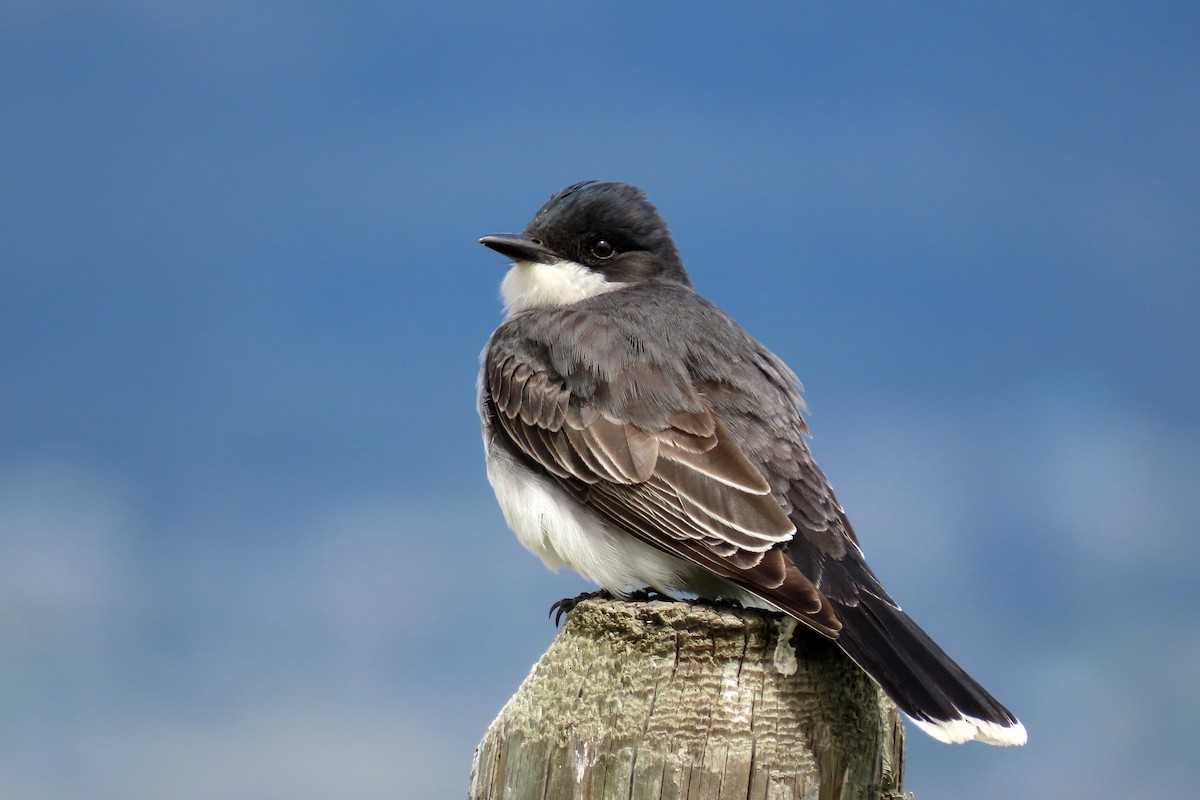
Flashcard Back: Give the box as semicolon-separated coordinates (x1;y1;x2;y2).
3;2;1198;798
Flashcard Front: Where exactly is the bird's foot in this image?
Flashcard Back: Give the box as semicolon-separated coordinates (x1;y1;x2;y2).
549;589;613;627
549;588;682;627
625;588;673;604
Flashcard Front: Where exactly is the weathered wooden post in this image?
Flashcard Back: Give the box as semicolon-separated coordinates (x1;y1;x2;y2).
469;598;909;800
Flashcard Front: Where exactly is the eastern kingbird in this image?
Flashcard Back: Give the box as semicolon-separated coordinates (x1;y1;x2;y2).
478;180;1026;746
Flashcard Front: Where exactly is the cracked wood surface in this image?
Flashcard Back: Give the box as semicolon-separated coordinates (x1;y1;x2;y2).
469;598;909;800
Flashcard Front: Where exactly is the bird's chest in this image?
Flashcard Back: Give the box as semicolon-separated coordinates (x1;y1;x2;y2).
478;397;666;591
476;360;704;596
478;383;572;570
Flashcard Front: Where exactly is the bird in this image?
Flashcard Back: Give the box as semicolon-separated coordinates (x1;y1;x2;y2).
476;180;1026;746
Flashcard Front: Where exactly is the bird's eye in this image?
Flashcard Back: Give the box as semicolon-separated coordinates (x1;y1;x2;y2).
591;240;615;259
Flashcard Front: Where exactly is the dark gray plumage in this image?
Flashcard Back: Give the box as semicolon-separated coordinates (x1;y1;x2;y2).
478;180;1025;746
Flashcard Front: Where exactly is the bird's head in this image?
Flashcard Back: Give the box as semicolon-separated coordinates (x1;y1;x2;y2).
480;181;690;314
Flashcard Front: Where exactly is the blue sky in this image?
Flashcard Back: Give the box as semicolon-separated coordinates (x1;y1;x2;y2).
2;2;1198;798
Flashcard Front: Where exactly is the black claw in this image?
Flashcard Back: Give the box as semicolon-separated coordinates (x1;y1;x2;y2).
548;589;612;627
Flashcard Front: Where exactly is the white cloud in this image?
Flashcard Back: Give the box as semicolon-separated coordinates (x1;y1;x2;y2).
0;456;135;621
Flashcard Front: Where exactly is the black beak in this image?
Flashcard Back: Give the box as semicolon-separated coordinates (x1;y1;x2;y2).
479;233;558;264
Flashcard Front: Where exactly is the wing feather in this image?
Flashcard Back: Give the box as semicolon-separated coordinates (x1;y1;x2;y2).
483;305;850;640
488;342;800;567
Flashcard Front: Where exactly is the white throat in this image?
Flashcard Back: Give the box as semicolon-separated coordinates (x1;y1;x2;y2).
500;259;626;315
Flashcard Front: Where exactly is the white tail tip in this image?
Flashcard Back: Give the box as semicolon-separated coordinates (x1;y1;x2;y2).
909;713;1028;746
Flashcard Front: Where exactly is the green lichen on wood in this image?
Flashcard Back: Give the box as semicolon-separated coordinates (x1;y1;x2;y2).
469;598;909;800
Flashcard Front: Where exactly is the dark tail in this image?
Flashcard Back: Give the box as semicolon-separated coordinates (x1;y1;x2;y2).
834;592;1026;745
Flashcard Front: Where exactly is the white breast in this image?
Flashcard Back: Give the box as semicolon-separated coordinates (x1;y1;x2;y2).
484;444;695;596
